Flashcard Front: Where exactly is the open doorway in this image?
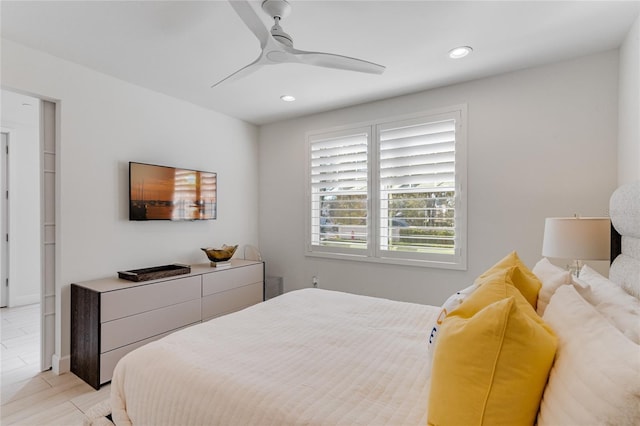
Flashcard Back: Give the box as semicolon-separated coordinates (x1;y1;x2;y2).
1;89;56;378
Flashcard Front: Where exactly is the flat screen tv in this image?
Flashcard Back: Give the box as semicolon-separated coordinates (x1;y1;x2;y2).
129;162;217;221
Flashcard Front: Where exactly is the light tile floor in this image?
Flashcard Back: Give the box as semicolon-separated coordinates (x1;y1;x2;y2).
1;304;109;425
1;304;41;385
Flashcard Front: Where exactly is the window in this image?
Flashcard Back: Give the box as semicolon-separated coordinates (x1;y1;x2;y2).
307;106;467;269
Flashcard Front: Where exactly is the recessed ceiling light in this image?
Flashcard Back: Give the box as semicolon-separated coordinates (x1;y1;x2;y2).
448;46;473;59
280;95;296;102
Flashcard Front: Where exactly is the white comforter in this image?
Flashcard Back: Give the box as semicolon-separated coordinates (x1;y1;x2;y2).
111;288;438;425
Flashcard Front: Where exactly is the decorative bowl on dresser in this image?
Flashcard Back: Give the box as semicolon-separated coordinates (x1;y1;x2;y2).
201;244;238;263
71;259;264;389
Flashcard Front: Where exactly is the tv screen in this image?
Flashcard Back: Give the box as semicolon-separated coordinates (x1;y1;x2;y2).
129;162;217;221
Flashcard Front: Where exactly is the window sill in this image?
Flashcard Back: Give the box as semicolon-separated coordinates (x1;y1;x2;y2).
304;250;467;271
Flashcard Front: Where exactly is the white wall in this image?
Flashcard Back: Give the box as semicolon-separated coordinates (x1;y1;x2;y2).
1;90;41;307
618;15;640;185
1;39;259;371
258;51;619;306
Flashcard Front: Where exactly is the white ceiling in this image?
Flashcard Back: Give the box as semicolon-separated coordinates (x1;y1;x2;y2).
1;1;639;125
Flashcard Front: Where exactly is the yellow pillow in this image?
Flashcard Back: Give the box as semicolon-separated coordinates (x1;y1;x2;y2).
427;275;557;426
475;251;541;308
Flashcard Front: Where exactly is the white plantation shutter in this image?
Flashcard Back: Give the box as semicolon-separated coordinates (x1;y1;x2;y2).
379;120;455;187
309;129;370;253
378;117;457;259
306;106;466;269
310;134;368;192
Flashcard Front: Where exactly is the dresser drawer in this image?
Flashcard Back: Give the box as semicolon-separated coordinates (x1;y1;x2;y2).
99;324;192;385
202;264;262;296
101;299;201;352
202;282;263;321
101;275;201;322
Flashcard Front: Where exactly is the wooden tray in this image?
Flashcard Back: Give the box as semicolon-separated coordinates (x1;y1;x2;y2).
117;264;191;282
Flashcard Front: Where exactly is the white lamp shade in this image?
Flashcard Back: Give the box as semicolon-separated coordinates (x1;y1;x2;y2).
542;217;611;260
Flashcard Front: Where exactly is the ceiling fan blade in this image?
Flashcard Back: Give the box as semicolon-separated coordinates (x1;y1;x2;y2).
292;49;386;75
211;55;263;88
228;0;270;48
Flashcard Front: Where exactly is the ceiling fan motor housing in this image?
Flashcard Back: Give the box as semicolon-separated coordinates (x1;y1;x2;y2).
270;21;293;46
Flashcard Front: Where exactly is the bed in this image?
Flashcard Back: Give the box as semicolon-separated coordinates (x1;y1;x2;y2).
110;182;640;426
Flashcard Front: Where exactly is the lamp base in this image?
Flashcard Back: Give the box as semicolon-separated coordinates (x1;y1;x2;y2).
567;259;582;278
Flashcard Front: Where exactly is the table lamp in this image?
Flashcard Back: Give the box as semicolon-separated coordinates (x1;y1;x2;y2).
542;216;610;277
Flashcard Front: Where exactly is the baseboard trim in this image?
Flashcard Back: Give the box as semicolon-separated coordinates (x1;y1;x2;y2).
52;353;70;375
10;293;40;307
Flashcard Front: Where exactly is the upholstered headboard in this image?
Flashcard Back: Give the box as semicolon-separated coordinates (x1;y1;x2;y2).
609;181;640;299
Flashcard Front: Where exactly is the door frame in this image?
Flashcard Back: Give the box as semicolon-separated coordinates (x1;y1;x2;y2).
40;99;56;371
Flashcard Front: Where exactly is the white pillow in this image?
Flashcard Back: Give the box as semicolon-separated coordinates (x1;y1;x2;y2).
532;258;571;316
574;265;640;344
427;284;478;353
538;285;640;426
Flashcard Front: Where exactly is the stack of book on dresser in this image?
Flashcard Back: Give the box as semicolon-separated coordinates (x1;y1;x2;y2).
211;261;232;269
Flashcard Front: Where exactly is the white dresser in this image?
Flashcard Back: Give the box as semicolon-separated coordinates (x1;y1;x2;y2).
70;260;264;389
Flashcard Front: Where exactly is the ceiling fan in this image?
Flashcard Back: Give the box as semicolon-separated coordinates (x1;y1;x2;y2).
211;0;386;88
